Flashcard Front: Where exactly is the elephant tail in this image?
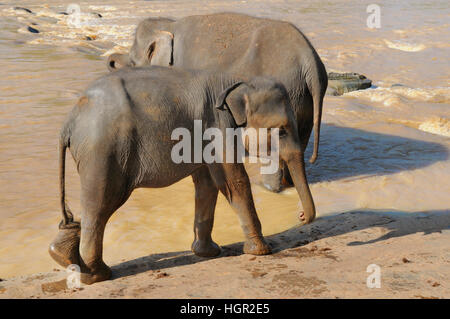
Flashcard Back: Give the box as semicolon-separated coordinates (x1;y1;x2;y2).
58;128;78;230
305;53;327;164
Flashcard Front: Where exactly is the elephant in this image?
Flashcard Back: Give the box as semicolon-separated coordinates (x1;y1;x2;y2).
49;66;316;284
107;12;328;192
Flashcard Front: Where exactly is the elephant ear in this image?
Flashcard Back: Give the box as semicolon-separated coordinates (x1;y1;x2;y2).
107;53;130;72
215;82;249;126
147;31;174;66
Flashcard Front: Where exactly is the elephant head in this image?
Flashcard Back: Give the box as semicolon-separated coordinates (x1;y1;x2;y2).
215;79;316;224
107;18;175;71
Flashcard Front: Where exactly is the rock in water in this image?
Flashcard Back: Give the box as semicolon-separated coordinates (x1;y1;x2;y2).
27;25;39;33
327;72;372;96
14;7;34;14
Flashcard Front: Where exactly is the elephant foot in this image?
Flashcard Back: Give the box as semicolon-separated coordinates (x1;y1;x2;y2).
243;236;272;255
80;261;112;285
48;224;81;268
191;239;221;257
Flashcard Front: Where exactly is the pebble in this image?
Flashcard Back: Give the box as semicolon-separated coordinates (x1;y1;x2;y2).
155;272;169;279
27;26;39;34
85;35;97;41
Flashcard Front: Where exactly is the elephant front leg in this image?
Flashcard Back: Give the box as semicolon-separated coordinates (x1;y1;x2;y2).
191;167;221;257
209;163;271;255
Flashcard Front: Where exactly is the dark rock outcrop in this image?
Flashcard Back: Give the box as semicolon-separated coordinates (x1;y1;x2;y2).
327;72;372;96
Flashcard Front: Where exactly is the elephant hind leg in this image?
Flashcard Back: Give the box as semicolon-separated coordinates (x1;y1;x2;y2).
77;161;133;284
191;166;221;257
78;206;113;285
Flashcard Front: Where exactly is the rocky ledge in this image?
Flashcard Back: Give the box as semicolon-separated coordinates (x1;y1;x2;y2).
327;72;373;96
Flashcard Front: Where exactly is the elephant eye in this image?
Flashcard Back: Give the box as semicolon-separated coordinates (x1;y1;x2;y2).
278;127;287;137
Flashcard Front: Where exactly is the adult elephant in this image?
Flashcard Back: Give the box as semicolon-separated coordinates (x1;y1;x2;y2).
108;12;327;192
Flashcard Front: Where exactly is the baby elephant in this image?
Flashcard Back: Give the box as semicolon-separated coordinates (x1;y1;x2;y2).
49;66;316;284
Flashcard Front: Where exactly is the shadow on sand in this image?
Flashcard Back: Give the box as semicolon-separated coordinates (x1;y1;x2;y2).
304;124;448;184
111;209;450;281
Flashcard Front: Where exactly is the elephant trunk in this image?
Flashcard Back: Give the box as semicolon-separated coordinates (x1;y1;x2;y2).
285;150;316;224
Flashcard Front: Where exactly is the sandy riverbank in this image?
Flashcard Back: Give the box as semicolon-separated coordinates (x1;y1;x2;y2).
2;210;448;298
1;0;449;280
0;0;449;298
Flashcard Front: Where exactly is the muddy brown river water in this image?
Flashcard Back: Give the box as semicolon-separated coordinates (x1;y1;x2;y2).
0;0;449;278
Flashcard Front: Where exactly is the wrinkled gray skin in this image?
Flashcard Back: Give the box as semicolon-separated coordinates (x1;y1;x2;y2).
49;66;316;284
108;12;328;192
